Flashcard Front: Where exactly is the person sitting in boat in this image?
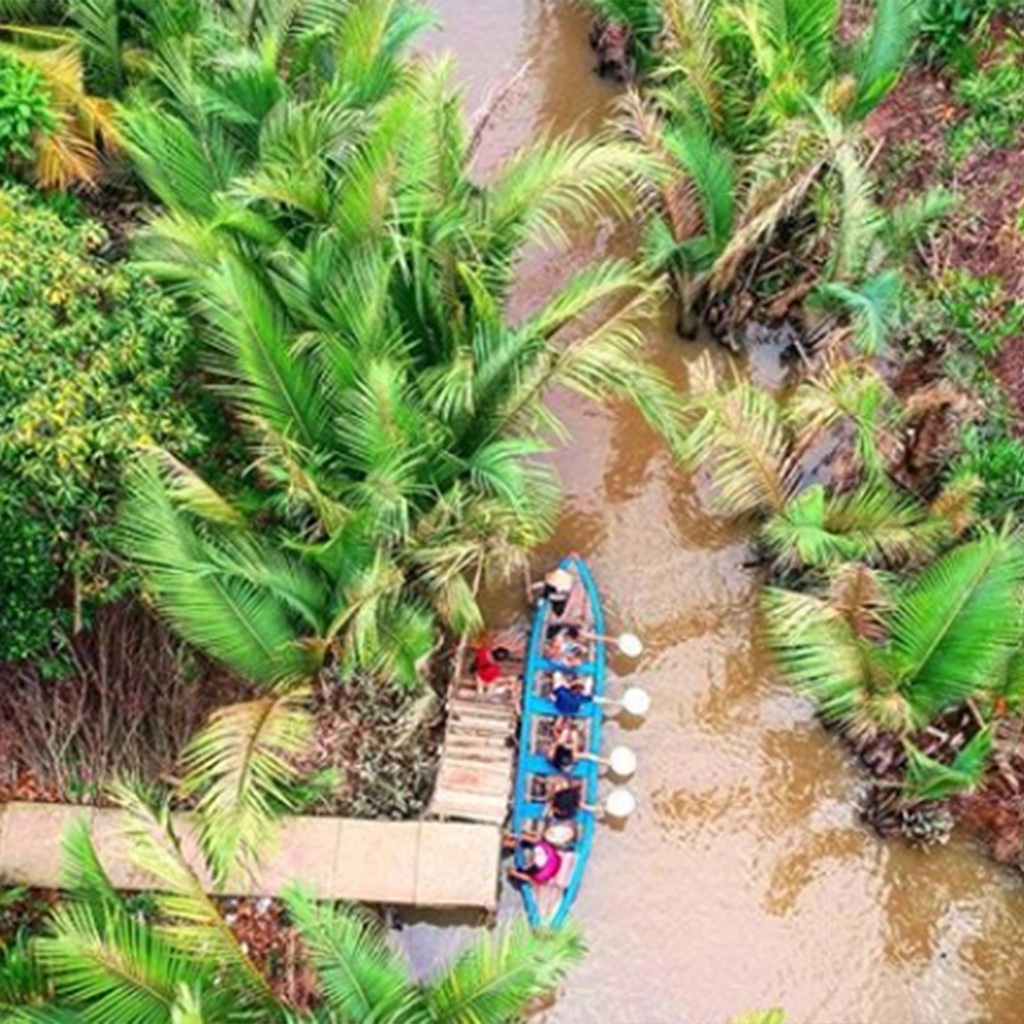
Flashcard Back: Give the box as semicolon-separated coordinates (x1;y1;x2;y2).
505;820;576;851
546;623;586;662
548;716;597;771
529;567;574;617
506;837;562;886
545;777;598;820
551;672;593;715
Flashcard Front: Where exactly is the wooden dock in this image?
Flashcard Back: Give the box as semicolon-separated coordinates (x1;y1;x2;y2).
0;803;502;910
428;636;521;826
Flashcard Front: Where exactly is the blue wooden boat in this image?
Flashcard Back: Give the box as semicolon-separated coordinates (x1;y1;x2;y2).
510;554;606;929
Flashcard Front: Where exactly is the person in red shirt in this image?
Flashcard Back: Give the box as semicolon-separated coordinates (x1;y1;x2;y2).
473;642;516;692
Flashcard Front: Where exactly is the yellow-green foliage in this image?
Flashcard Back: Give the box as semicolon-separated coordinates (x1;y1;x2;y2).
0;185;206;661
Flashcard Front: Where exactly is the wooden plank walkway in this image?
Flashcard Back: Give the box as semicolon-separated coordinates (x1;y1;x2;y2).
428;634;521;826
0;803;501;910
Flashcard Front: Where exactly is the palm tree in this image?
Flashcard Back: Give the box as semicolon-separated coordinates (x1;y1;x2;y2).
680;350;904;520
1;784;585;1023
765;531;1024;739
111;0;679;867
623;0;922;315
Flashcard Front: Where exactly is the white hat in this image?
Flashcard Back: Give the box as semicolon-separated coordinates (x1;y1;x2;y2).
546;568;573;592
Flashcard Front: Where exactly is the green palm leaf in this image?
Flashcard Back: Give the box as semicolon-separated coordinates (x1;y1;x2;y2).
107;783;279;1013
423;922;585;1024
179;689;316;887
850;0;920;118
904;726;993;801
33;901;194;1024
120;459;325;686
682;352;798;516
891;533;1024;722
282;892;415;1024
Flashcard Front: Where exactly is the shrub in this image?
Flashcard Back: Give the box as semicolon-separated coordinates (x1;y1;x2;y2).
919;0;1015;70
0;185;207;663
947;33;1024;160
0;51;54;165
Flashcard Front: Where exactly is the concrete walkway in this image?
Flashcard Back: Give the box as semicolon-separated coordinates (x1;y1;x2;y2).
0;802;501;910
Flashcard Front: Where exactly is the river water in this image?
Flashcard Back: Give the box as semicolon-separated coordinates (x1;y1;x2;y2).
411;4;1024;1022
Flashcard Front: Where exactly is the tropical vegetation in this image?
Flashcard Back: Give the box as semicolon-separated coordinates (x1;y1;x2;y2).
587;0;1024;828
0;184;207;663
0;784;584;1023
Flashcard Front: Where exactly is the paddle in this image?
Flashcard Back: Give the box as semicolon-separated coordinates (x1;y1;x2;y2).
604;787;637;820
582;631;644;657
596;686;651;719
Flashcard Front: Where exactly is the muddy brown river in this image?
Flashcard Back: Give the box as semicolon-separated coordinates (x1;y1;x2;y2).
404;4;1024;1022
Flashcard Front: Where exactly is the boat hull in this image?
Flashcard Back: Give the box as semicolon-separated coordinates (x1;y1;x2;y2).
510;555;606;929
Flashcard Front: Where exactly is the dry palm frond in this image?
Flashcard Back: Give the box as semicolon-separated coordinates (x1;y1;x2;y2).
709;155;827;293
930;471;982;537
826;562;894;641
657;0;723;126
788;355;897;475
2;42;119;188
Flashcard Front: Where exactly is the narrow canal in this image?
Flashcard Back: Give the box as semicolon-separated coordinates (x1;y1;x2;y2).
412;4;1024;1022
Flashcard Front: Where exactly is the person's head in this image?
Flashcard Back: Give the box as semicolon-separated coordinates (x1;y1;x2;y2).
566;625;581;640
570;678;585;694
493;646;510;662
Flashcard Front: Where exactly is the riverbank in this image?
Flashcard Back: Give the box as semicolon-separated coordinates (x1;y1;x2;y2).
402;4;1024;1022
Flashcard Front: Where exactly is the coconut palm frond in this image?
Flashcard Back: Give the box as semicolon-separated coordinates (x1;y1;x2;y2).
107;782;278;1009
423;921;586;1024
826;562;894;641
736;0;840;116
813;270;902;357
330;0;436;108
180;690;316;887
824;482;948;568
788;354;896;473
523;258;653;341
762;485;848;569
32;900;197;1024
120;459;325;687
930;470;982;538
202;258;336;454
709;152;827;292
60;819;118;906
764;585;904;736
892;534;1024;723
66;0;122;93
828;139;882;281
488;133;640;249
884;187;955;258
661;120;735;266
657;0;723;126
282;891;415;1024
904;725;993;802
683;352;798;515
0;934;49;1012
850;0;921;119
147;450;248;528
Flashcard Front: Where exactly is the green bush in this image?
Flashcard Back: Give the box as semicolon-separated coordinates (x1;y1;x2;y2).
0;185;207;663
919;0;1014;70
0;52;54;164
947;33;1024;160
